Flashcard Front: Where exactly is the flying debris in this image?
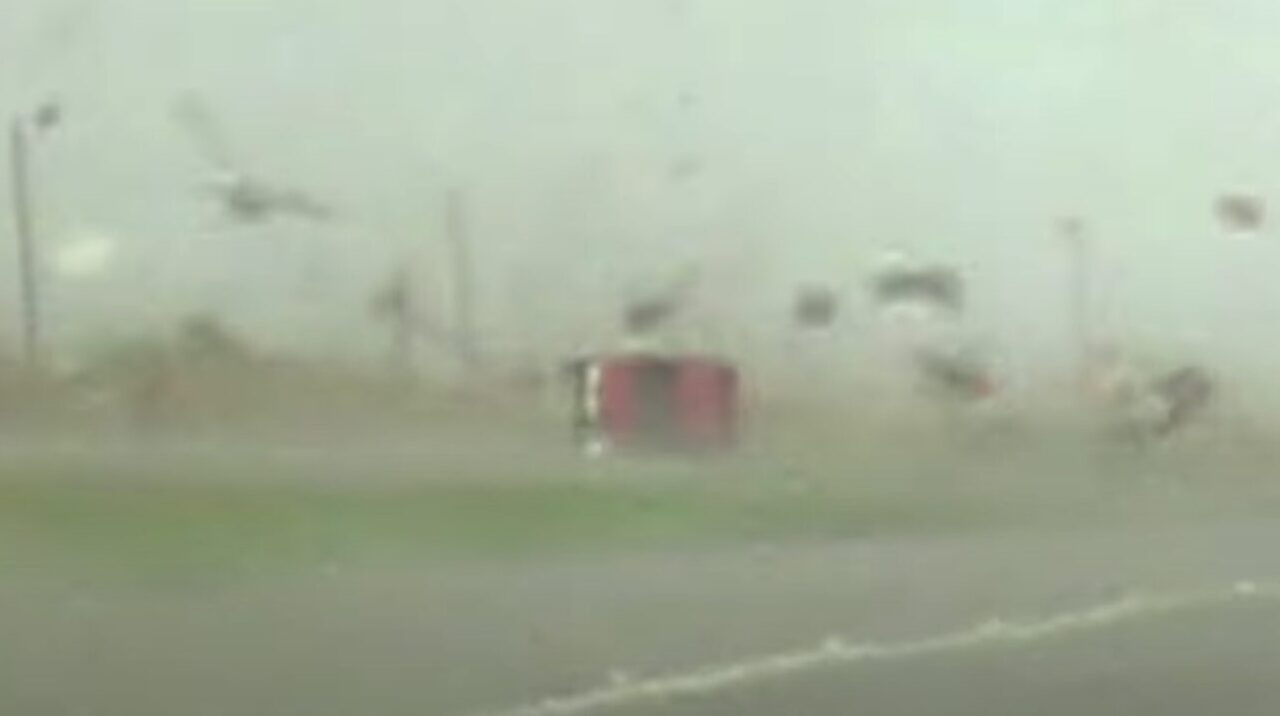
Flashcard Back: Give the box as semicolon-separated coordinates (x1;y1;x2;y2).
1149;365;1214;437
204;173;334;224
913;344;996;404
870;259;964;314
793;285;838;328
1100;359;1215;444
171;94;334;225
1216;192;1265;233
32;100;63;131
624;297;679;334
622;267;701;335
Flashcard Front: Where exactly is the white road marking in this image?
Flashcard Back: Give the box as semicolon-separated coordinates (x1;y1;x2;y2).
476;581;1278;716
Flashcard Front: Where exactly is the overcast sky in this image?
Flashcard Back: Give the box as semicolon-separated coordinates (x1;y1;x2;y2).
6;0;1280;381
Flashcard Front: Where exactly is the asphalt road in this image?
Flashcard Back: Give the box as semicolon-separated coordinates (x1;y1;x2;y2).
4;519;1280;715
609;601;1280;716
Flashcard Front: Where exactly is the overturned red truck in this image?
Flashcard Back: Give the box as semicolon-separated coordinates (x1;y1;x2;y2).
566;353;739;455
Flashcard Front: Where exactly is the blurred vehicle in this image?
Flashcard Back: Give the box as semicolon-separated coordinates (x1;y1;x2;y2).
566;352;738;455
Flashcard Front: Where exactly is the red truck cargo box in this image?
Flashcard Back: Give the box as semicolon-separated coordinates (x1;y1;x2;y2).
568;353;738;454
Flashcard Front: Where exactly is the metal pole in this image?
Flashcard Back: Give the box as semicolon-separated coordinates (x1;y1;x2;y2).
9;119;41;368
446;188;478;371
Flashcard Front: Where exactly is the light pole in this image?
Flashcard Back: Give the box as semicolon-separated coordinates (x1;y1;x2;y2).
8;101;61;369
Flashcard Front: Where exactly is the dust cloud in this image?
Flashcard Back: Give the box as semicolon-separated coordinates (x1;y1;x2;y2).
4;2;1280;715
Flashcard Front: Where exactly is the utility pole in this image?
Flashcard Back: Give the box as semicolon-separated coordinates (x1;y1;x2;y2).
8;102;61;370
10;119;40;368
446;188;479;372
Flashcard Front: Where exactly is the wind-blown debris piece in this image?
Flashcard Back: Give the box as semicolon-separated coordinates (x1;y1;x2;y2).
913;344;995;402
871;263;964;314
622;267;701;335
1149;365;1213;437
171;93;334;225
793;285;838;328
32;101;62;131
1216;193;1265;233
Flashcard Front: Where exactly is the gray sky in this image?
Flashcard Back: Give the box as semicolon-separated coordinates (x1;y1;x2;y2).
6;0;1280;380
